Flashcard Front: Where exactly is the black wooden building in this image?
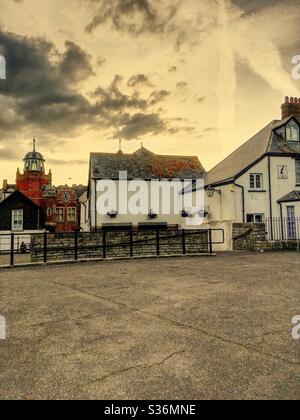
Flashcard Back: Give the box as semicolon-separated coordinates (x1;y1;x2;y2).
0;190;44;231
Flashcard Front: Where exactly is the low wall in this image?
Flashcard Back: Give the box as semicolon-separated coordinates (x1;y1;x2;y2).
232;223;300;251
232;223;267;251
31;230;209;262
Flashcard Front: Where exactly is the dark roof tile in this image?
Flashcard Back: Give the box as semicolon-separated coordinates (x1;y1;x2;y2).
90;147;205;180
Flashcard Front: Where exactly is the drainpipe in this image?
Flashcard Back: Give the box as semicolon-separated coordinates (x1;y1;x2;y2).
233;182;245;223
94;178;97;232
279;202;284;241
268;156;273;240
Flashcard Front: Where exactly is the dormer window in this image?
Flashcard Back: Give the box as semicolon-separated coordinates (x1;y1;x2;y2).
286;122;299;142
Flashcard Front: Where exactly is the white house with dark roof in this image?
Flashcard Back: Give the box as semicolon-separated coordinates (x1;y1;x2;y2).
202;97;300;239
85;145;205;231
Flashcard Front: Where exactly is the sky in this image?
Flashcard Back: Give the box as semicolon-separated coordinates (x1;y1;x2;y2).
0;0;300;185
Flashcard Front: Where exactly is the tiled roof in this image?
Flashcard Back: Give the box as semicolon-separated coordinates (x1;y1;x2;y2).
278;191;300;203
206;116;300;186
90;147;205;180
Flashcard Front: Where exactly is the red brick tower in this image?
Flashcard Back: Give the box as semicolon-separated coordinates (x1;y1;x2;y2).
16;139;52;206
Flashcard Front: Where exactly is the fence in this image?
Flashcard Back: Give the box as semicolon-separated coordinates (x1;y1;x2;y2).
0;228;224;267
265;217;300;242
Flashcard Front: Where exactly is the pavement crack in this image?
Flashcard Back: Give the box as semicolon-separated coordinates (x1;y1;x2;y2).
42;278;300;369
52;345;197;399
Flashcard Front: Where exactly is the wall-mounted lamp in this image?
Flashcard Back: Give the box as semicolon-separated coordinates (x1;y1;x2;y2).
205;187;221;198
107;210;118;219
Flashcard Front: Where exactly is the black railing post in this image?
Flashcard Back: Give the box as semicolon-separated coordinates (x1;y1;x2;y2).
208;229;213;255
182;229;186;255
129;230;133;257
103;230;107;259
10;233;14;266
74;231;78;261
43;231;47;263
156;229;160;256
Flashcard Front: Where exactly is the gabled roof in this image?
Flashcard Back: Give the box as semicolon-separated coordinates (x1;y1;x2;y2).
206;116;300;186
0;189;42;208
90;146;205;180
278;191;300;203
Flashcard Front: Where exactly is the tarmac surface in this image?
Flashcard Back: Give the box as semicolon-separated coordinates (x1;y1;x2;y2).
0;252;299;400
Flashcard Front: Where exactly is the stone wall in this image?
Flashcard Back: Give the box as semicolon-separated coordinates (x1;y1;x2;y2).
232;223;300;251
31;230;209;262
232;223;267;251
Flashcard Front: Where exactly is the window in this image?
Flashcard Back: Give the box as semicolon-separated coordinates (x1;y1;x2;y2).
56;207;64;223
12;210;23;231
246;214;265;223
47;208;52;217
286;123;299;141
296;160;300;184
287;206;296;239
250;174;263;190
67;207;76;222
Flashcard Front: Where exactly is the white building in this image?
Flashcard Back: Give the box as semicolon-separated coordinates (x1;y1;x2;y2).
0;180;16;203
202;97;300;240
85;145;205;231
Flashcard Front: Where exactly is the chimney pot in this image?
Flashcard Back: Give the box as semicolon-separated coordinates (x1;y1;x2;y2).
281;96;300;120
2;179;8;190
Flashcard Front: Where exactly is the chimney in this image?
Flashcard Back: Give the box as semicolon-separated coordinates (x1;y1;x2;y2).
2;179;8;190
281;96;300;121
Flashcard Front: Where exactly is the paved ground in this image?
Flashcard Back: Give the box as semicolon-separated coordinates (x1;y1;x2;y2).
0;252;299;400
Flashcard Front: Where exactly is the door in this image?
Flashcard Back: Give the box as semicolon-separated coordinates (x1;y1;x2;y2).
287;206;296;240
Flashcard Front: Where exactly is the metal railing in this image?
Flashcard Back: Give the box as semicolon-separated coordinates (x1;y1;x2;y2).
265;217;300;241
0;228;224;267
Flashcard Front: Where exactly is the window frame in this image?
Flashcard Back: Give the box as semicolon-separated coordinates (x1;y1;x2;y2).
296;160;300;185
11;209;24;231
286;124;299;142
249;173;263;190
56;207;65;223
67;207;77;223
246;213;265;223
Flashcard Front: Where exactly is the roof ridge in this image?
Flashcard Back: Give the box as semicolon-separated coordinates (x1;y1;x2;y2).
207;120;275;175
90;151;200;159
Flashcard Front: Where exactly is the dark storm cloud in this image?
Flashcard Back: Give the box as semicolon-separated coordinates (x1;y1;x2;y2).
0;31;183;142
232;0;298;15
58;41;94;83
148;90;170;105
0;30;96;135
127;74;153;87
93;75;149;112
113;112;166;140
85;0;180;35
